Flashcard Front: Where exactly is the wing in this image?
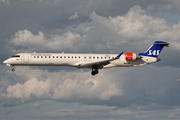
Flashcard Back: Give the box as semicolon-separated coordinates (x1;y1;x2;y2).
78;52;123;69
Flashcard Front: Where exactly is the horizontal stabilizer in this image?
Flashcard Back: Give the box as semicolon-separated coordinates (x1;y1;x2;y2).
154;41;169;47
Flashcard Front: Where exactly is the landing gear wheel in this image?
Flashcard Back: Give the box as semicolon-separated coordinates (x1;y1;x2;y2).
91;69;99;76
91;71;95;76
12;68;15;72
95;70;98;74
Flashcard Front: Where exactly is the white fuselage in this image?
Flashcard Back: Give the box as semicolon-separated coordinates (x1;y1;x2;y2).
3;41;168;75
4;53;158;69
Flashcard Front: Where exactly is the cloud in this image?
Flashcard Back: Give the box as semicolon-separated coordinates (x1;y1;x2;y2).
69;12;79;20
32;104;180;120
0;0;9;4
0;80;10;102
88;6;180;52
30;102;41;109
10;5;180;55
6;77;51;103
4;6;180;106
1;67;122;104
147;0;180;13
1;1;180;120
10;29;85;52
1;64;180;108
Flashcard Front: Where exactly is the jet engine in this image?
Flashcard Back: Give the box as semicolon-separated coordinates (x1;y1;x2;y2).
125;53;141;60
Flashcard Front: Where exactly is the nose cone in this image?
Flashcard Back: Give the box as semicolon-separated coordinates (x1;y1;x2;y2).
3;59;11;66
3;60;7;64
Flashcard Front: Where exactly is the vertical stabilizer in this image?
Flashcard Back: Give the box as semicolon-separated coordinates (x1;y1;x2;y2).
138;41;169;58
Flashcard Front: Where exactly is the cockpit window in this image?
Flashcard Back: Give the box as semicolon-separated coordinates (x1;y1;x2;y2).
12;55;20;57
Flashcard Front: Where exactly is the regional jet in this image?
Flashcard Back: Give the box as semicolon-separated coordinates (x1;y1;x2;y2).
3;41;169;75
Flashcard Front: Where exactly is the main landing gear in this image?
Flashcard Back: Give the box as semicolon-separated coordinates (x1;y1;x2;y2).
12;68;15;72
91;68;99;76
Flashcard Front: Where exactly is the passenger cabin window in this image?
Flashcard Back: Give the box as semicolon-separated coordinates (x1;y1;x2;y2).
34;56;36;58
101;57;103;59
12;55;20;57
72;56;73;58
97;57;99;59
49;56;51;58
45;56;47;58
93;57;95;59
37;56;39;58
75;56;77;59
68;56;70;58
41;56;43;58
53;56;54;58
64;56;66;58
60;56;62;58
79;56;80;59
57;56;58;58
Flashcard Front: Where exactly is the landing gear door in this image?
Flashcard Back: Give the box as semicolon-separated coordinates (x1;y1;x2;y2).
23;53;29;63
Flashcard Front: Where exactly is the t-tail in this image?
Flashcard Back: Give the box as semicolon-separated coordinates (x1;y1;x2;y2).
138;41;169;58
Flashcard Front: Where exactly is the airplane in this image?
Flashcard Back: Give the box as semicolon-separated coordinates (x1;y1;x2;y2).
3;41;169;75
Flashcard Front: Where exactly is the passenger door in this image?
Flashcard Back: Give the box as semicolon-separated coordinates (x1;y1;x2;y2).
23;53;29;63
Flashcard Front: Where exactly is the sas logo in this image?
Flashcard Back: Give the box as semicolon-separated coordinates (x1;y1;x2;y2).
147;50;160;56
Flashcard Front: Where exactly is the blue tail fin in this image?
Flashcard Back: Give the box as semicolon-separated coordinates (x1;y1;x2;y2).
138;41;169;58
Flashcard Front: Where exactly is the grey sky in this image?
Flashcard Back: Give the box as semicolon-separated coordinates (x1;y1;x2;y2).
1;0;180;120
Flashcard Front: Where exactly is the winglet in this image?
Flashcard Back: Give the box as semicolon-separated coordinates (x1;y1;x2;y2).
115;52;123;59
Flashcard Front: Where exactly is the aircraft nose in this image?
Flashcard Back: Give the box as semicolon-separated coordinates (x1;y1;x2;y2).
3;60;7;63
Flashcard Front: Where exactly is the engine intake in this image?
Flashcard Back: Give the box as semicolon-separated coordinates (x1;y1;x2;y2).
126;53;141;60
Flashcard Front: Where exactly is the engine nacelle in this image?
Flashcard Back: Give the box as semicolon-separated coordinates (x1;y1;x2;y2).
126;53;140;60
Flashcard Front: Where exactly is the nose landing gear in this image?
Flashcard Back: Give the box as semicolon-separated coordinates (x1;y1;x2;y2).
11;65;15;72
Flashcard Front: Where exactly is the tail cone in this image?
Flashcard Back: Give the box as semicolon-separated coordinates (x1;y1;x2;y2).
156;58;161;62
